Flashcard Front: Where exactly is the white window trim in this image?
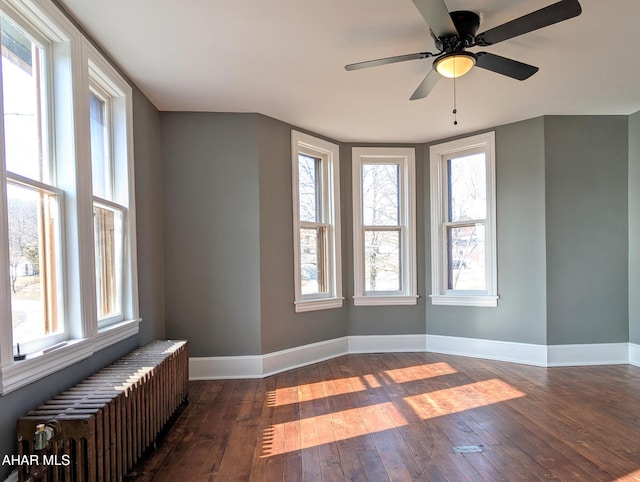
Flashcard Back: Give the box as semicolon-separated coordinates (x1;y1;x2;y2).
429;131;498;307
291;131;343;313
0;0;139;395
352;147;417;306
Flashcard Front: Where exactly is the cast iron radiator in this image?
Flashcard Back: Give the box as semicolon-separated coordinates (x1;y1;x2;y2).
16;340;188;482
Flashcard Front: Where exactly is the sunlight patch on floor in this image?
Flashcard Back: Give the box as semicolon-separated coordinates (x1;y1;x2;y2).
616;469;640;481
383;362;457;384
269;376;368;406
405;379;525;419
268;362;458;406
260;401;407;457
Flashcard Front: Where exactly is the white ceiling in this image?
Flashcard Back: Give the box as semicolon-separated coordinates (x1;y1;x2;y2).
58;0;640;143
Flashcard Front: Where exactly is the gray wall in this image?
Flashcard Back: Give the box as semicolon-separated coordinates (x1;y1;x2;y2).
161;113;262;357
545;116;629;345
629;111;640;344
133;87;166;343
424;118;548;345
0;88;165;481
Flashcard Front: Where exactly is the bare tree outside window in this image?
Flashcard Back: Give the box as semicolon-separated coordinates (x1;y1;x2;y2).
362;163;400;291
297;154;327;295
7;188;39;294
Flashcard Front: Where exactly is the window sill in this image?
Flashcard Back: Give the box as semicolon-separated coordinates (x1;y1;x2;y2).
353;295;418;307
0;338;93;395
430;295;499;307
0;319;140;395
95;318;141;352
295;297;344;313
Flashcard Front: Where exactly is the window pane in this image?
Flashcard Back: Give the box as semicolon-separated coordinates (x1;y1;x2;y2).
300;227;327;295
298;154;319;223
90;91;110;199
448;153;486;222
365;229;400;291
94;204;124;320
1;16;49;182
447;223;486;291
362;164;399;226
7;183;61;344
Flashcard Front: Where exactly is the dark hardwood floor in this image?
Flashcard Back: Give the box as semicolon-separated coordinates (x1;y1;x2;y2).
128;353;640;481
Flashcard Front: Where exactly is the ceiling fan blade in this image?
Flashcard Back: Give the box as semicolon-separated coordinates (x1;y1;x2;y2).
411;0;457;39
410;69;440;100
475;52;539;80
475;0;582;46
345;52;434;71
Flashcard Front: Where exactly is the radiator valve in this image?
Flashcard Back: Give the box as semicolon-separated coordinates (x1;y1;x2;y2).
34;422;57;450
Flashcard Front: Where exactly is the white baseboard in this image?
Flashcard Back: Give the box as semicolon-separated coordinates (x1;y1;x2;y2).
190;337;349;380
547;342;629;367
426;334;548;367
189;335;640;380
630;343;640;367
262;337;348;376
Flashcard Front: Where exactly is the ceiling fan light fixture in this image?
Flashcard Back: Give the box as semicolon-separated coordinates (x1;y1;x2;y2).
434;52;476;78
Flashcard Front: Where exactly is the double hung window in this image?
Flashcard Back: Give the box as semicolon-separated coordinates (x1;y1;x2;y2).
291;131;342;312
1;11;64;355
88;56;134;328
352;147;417;306
429;132;498;306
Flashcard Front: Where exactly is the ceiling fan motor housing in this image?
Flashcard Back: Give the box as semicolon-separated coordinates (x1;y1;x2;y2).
435;10;480;52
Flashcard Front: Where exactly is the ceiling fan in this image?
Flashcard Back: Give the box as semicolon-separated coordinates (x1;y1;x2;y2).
345;0;582;100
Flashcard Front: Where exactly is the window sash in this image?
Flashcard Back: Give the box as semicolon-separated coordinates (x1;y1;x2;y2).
6;175;66;354
363;227;402;294
0;13;52;184
445;221;487;293
299;222;329;298
361;162;400;227
93;198;125;325
297;153;321;224
89;86;113;200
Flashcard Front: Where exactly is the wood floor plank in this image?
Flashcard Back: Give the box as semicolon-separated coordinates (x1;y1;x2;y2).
297;364;324;482
127;353;640;481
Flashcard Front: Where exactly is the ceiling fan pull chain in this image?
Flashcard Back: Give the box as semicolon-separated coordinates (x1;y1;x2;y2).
453;68;458;126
